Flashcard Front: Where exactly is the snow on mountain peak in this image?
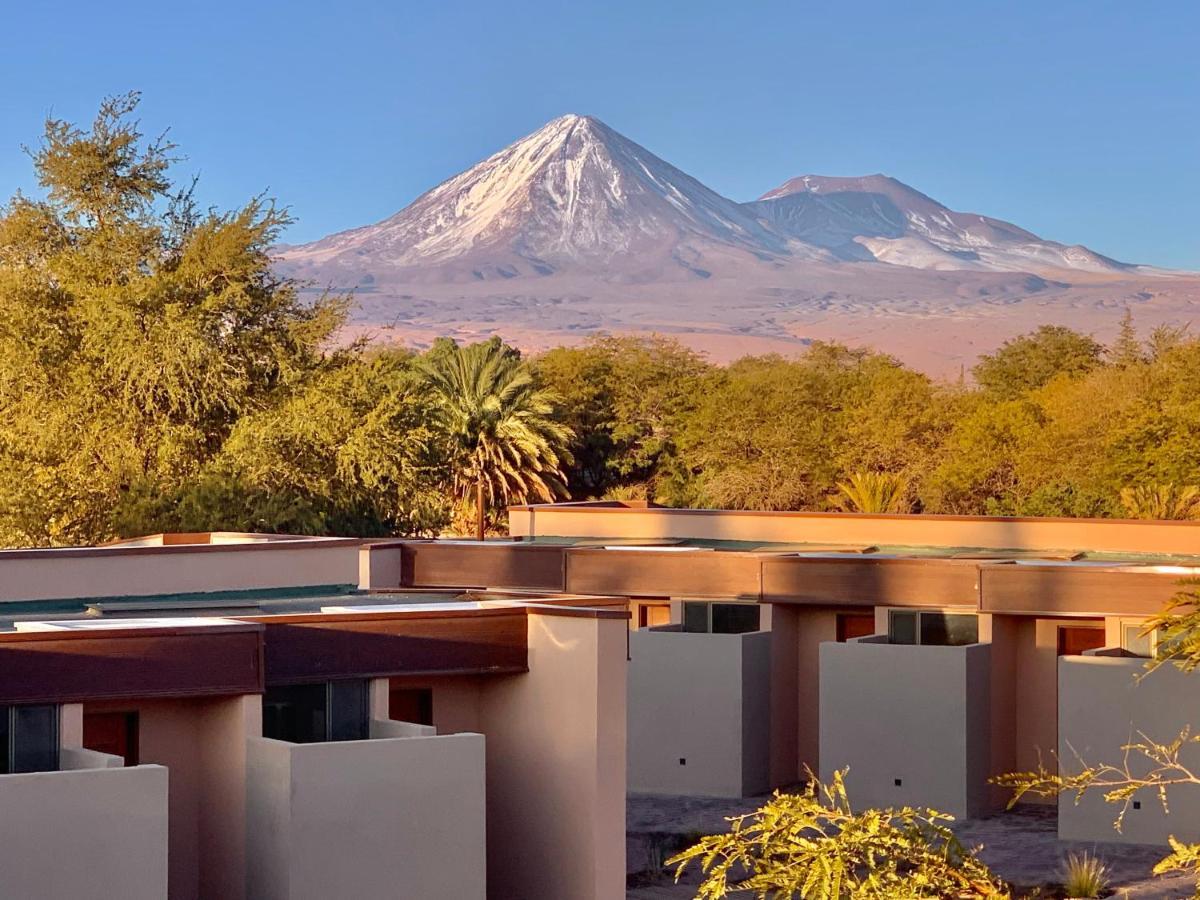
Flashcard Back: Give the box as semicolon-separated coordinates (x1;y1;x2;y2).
278;113;787;280
277;115;1134;285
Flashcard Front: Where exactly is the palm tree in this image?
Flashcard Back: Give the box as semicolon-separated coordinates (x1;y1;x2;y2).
1119;483;1200;520
421;340;573;540
834;471;910;514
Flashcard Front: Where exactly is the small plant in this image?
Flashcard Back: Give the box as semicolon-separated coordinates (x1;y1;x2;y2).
667;768;1008;898
1062;851;1108;898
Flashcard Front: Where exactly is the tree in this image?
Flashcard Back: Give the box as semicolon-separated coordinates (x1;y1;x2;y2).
1119;483;1200;520
667;770;1008;899
534;335;709;500
420;338;572;540
836;471;910;514
1109;309;1146;367
0;93;346;546
972;326;1105;399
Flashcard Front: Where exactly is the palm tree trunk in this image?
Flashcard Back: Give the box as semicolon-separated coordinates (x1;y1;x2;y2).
475;475;486;542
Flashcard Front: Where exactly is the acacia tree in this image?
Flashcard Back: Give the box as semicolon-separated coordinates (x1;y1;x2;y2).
0;93;349;545
668;769;1008;899
995;580;1200;896
420;338;572;540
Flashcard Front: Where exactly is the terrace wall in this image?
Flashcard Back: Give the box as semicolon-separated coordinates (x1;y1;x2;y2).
0;763;168;899
1059;653;1200;844
627;628;771;796
819;637;994;819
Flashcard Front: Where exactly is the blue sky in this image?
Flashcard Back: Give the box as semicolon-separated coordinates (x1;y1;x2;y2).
2;0;1197;267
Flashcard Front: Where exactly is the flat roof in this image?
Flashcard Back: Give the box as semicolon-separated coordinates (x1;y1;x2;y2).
516;535;1200;566
0;586;551;632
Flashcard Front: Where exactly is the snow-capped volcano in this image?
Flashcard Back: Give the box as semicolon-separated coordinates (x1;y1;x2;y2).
275;114;1199;376
750;174;1129;273
279;114;790;285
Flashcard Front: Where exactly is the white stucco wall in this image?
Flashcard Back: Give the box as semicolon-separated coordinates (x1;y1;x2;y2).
819;638;993;819
628;628;771;797
0;764;168;899
1059;653;1200;844
246;731;486;900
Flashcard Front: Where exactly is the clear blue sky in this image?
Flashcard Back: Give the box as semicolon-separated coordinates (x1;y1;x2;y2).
2;0;1197;267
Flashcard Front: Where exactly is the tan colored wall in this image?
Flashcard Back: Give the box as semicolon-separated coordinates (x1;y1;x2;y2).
1059;654;1200;844
0;541;361;602
511;505;1200;556
819;638;994;819
246;731;487;900
627;629;771;796
86;694;261;900
0;764;168;899
476;611;627;900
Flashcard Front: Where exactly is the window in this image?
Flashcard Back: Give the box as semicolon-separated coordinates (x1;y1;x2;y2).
263;680;369;744
1120;623;1180;660
1122;623;1154;658
712;603;761;634
683;602;709;633
0;704;60;774
919;613;978;646
888;610;917;645
682;601;761;634
888;610;978;646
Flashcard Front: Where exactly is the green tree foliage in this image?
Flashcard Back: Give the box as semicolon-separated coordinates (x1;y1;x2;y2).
420;338;572;540
672;345;947;511
667;769;1008;899
534;336;708;500
972;325;1105;399
0;94;352;546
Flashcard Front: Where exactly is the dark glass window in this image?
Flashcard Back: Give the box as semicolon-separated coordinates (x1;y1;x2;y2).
888;610;917;645
263;683;328;744
683;602;710;633
919;613;978;647
329;680;369;741
0;704;60;774
711;603;761;634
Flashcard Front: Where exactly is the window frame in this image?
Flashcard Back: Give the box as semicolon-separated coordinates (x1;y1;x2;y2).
887;609;979;647
681;600;761;634
1;704;61;774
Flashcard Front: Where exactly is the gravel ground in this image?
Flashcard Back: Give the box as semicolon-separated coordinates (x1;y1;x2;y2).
626;793;1196;899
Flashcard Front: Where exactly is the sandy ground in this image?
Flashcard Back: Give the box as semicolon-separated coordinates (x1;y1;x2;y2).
626;792;1196;898
332;265;1200;378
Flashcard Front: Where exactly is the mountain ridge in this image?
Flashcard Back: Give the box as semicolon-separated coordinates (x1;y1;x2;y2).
275;114;1200;375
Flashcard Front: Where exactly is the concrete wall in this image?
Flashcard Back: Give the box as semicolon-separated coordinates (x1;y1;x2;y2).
510;504;1200;555
0;540;361;602
1059;654;1200;844
628;629;770;797
820;638;994;819
246;731;487;900
84;693;261;900
476;611;627;900
0;764;168;899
